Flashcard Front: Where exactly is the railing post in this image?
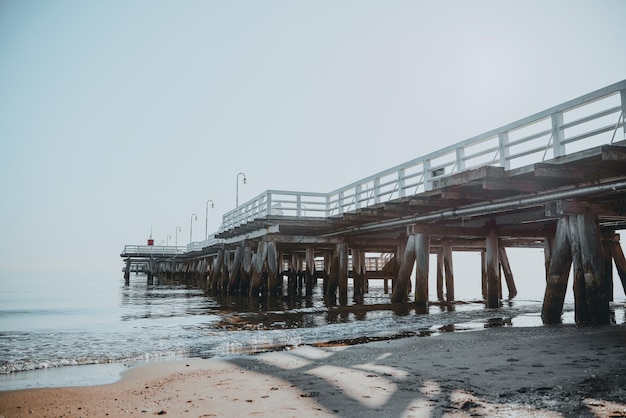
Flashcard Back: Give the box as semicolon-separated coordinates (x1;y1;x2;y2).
498;132;510;170
338;191;344;215
455;147;465;172
398;168;406;198
619;89;626;143
423;159;433;191
551;112;566;157
356;184;362;209
266;192;272;216
296;194;301;217
374;178;380;204
325;195;330;217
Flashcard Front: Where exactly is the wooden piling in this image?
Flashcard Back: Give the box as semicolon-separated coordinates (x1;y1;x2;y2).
391;235;416;303
210;249;224;292
327;250;339;304
577;214;610;324
568;215;589;323
241;246;252;295
609;237;626;294
250;242;266;296
602;240;614;302
227;245;244;294
443;244;454;302
124;258;131;285
541;217;572;323
436;249;444;301
266;242;279;296
338;243;348;305
499;247;517;299
485;230;500;308
305;247;315;296
480;250;487;299
414;233;430;308
352;249;365;303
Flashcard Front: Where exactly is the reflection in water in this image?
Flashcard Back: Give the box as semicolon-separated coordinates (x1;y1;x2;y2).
19;274;618;371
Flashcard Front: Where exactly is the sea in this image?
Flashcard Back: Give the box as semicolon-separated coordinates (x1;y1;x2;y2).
1;267;625;391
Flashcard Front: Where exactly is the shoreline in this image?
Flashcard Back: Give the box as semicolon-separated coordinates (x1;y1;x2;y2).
1;324;625;417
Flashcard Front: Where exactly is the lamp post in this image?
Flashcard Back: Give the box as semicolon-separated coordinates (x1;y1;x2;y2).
175;226;181;248
205;199;214;240
166;234;172;247
236;172;247;207
190;213;197;243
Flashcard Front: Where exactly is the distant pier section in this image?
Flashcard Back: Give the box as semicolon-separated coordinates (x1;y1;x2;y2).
122;80;626;325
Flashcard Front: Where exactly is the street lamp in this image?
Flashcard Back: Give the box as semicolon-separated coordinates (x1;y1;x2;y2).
190;213;198;243
166;234;172;246
205;199;215;240
175;226;181;248
236;172;247;207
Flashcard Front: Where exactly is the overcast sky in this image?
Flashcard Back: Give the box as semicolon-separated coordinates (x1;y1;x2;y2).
1;0;625;272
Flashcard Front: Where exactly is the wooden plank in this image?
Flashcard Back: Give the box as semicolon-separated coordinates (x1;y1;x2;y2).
432;165;504;189
533;163;590;180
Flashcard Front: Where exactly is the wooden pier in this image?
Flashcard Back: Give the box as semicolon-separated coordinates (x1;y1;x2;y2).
122;80;626;325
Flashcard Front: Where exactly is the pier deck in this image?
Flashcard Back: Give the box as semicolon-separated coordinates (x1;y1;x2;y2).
122;80;626;324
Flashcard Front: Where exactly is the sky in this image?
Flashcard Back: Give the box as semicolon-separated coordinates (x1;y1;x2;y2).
0;0;625;273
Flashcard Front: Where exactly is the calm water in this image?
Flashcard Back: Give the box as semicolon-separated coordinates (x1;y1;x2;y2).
1;269;624;391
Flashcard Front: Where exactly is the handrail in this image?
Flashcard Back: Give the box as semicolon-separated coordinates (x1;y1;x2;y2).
214;81;626;234
121;245;186;256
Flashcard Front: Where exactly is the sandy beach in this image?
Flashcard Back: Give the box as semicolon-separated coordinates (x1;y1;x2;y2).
1;324;625;417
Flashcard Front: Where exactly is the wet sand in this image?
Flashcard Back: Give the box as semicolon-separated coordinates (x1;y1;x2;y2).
1;324;625;417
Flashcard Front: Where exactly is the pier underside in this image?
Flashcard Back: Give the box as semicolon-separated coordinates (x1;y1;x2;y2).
123;142;626;325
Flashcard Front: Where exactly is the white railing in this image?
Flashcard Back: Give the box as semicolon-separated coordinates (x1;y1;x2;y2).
186;235;225;252
215;80;626;232
121;245;185;256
